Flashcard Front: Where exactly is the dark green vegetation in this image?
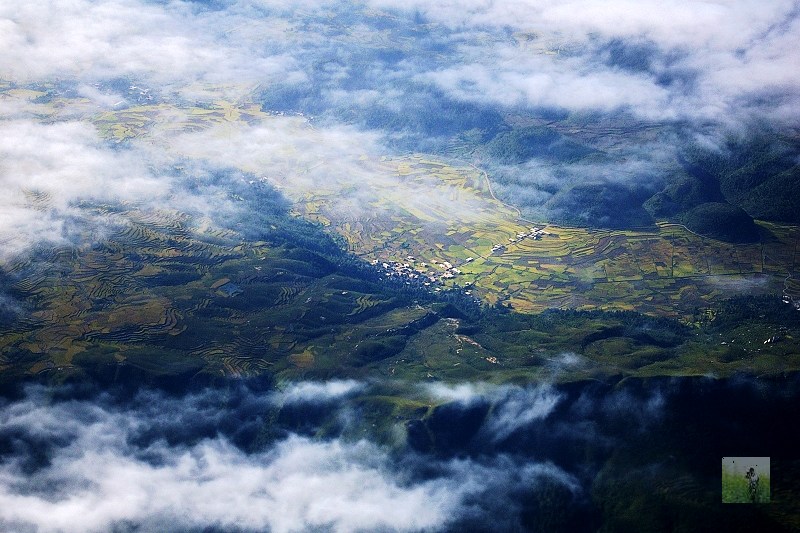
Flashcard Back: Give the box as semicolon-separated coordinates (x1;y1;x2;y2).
438;111;798;240
682;133;800;224
384;301;800;384
483;125;596;164
643;131;800;241
680;202;760;243
547;182;655;229
0;177;444;388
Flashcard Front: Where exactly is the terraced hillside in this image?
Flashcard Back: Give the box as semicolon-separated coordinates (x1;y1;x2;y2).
0;194;444;386
298;155;799;318
2;196;799;387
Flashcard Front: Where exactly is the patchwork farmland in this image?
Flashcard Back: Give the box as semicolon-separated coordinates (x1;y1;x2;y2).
293;154;799;319
10;80;797;319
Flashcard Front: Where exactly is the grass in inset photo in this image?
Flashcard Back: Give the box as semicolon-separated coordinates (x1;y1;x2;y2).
722;457;770;503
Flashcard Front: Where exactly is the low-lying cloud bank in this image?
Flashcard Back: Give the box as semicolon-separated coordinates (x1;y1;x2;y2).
2;375;800;532
424;381;564;442
4;0;796;126
2;0;797;247
0;120;160;259
0;432;456;532
371;0;800;126
0;383;581;533
0;0;304;97
0;116;276;262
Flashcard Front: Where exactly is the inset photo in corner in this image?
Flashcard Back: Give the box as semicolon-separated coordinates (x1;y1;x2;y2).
722;457;771;503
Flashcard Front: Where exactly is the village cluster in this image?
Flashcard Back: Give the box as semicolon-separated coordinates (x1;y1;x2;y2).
372;256;466;293
372;227;551;292
782;294;800;311
491;226;550;253
127;84;153;102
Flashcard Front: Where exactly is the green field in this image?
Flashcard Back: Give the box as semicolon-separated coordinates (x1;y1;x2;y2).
722;470;771;504
311;156;799;319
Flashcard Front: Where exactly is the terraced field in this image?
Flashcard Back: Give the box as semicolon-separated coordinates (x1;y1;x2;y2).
293;155;799;318
0;197;438;383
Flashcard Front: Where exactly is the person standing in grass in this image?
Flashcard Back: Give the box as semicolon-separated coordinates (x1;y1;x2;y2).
722;457;770;503
745;467;760;502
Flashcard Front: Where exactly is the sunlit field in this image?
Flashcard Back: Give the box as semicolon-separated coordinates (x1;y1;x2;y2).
722;458;771;503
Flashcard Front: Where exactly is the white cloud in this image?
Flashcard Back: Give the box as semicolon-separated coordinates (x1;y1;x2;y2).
0;0;795;273
278;379;365;404
3;0;797;125
371;0;800;124
422;382;564;441
158;116;505;225
0;386;580;533
0;120;164;259
0;0;305;96
546;352;586;370
484;384;563;441
424;381;494;403
0;116;264;261
160;116;384;188
424;52;674;118
0;435;458;533
369;0;793;49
